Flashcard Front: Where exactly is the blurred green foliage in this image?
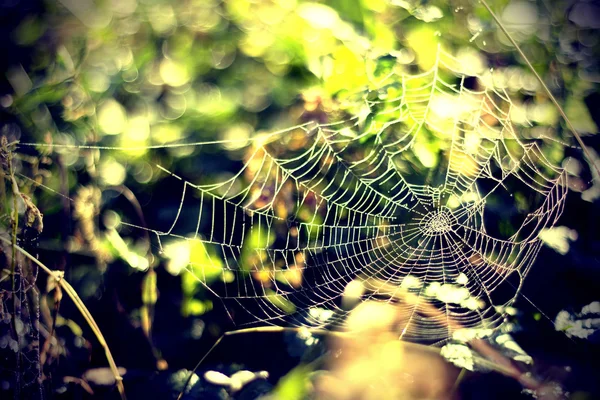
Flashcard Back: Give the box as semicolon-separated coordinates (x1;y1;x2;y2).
1;0;599;398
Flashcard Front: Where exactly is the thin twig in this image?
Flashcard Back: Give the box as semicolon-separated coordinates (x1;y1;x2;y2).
63;376;95;395
0;235;127;400
479;0;600;177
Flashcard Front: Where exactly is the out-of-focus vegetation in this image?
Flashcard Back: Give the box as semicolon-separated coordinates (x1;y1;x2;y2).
0;0;599;399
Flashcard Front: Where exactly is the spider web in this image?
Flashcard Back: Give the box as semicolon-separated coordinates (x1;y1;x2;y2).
34;48;570;344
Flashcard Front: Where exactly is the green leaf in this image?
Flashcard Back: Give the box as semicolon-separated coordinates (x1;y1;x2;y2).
272;364;311;400
142;269;158;306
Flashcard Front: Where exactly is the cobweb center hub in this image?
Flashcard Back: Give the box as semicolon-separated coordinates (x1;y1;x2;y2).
419;207;456;236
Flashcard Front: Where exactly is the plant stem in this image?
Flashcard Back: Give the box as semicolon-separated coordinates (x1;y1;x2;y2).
0;235;127;400
7;152;23;387
9;166;18;292
479;0;600;177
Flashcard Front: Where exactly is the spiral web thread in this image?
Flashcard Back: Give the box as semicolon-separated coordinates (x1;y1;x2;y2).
35;47;570;344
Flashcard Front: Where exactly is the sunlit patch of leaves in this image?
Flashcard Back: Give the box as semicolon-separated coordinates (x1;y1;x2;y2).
555;301;600;340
